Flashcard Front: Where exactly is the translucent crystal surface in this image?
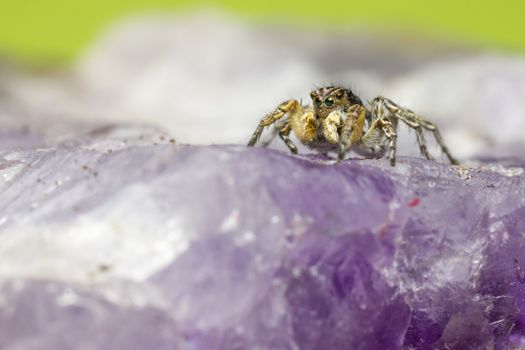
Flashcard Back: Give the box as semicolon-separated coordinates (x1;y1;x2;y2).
0;124;523;349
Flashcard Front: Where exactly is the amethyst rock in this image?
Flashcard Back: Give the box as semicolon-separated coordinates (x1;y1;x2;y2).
0;126;524;349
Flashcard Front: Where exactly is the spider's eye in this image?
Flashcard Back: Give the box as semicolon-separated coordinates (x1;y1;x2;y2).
324;98;334;107
315;98;322;108
336;92;344;99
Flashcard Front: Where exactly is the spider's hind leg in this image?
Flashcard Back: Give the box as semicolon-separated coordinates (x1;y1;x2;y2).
420;120;459;165
371;96;458;165
415;127;433;161
383;121;397;166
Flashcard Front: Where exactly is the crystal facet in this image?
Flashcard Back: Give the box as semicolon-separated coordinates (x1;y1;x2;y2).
0;126;523;348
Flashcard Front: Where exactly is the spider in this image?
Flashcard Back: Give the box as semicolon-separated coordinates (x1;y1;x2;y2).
247;86;458;166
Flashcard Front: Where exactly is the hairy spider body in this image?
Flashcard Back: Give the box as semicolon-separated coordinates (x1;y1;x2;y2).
247;86;458;166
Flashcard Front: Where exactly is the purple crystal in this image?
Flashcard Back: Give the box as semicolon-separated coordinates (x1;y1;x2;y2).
0;125;524;349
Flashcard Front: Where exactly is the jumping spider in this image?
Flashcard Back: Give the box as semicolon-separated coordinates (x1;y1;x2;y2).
247;86;458;166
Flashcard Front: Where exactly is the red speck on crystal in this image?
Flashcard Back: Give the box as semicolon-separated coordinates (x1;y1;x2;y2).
408;197;421;207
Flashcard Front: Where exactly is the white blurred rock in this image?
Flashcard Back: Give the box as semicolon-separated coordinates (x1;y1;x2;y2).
1;12;524;160
386;55;525;158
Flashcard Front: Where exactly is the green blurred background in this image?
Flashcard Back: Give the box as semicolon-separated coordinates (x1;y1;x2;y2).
1;0;524;63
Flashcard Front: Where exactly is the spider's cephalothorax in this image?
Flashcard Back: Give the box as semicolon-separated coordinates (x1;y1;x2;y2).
310;86;363;119
247;86;458;166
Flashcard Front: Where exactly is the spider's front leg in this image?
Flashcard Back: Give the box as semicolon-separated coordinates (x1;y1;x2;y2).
337;104;367;161
291;108;317;145
248;99;301;148
278;121;298;154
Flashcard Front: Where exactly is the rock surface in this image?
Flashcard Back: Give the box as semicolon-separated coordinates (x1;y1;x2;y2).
0;123;523;349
